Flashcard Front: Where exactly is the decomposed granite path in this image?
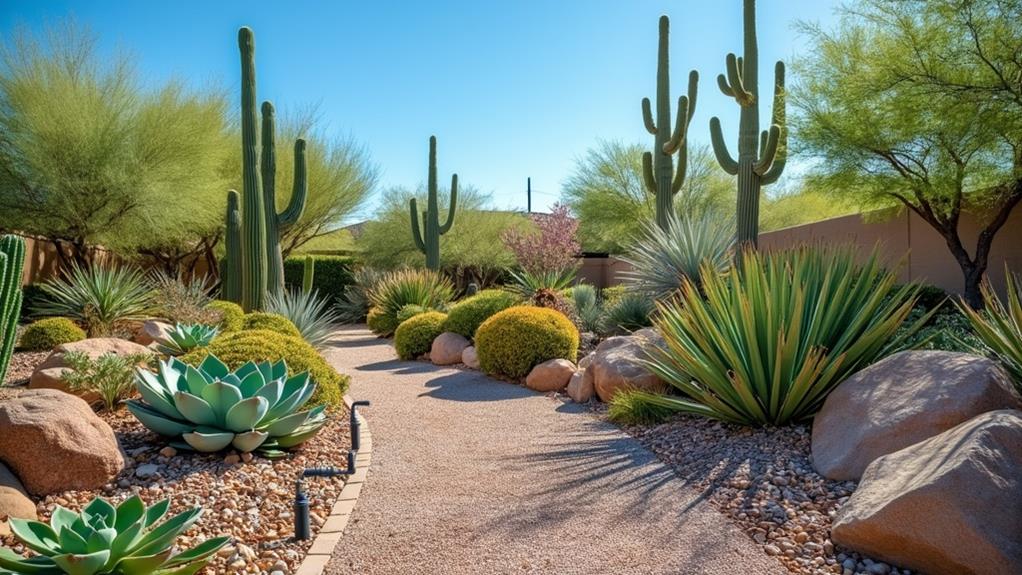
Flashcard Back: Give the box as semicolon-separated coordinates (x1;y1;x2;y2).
321;326;786;575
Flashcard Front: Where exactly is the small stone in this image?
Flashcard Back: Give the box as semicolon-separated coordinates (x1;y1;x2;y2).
241;452;254;463
764;544;781;556
224;454;241;465
867;563;890;575
134;464;159;478
158;446;177;458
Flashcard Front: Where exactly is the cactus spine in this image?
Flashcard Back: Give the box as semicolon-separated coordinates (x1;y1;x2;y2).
709;0;787;248
229;27;308;310
223;190;242;303
642;15;699;230
409;136;457;271
302;255;315;294
0;235;25;383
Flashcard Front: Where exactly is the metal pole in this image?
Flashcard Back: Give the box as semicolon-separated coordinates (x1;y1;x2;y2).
527;177;532;213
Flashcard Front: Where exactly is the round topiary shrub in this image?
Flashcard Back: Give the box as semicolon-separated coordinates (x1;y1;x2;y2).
443;289;520;340
207;300;244;332
475;306;579;379
396;304;429;325
241;312;301;338
394;311;447;360
18;317;86;351
180;329;347;408
367;307;399;337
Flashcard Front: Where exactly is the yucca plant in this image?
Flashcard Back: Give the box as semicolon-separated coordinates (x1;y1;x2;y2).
0;495;230;575
126;355;327;456
959;268;1022;389
645;247;928;426
619;214;735;301
367;269;455;332
34;264;155;337
602;293;655;335
155;323;219;356
266;289;340;349
506;267;577;299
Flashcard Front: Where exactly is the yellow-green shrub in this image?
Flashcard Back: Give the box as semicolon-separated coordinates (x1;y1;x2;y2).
242;312;301;338
367;307;399;337
443;289;519;340
396;304;429;324
18;317;86;351
394;311;447;360
475;306;579;378
180;329;347;408
207;300;244;332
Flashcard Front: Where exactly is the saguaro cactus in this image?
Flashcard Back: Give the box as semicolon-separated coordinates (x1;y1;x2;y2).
302;255;315;294
709;0;787;248
223;190;242;303
642;15;699;230
409;136;457;271
260;101;307;298
0;235;25;383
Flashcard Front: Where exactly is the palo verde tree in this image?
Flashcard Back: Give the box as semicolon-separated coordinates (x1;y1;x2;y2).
793;0;1022;308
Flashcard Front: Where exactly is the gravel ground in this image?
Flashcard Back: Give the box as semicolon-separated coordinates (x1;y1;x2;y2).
2;350;49;386
321;325;786;575
620;415;911;575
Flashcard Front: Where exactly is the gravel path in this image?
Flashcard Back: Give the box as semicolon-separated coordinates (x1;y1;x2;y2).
322;326;785;575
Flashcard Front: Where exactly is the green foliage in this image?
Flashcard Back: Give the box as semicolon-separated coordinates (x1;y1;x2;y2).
0;235;24;382
155;323;219;356
148;272;220;326
601;286;627;305
410;136;457;270
64;351;153;412
207;300;244;332
366;307;400;338
127;354;328;455
302;255;315;293
900;307;981;354
396;304;429;324
647;247;925;426
34;264;155;337
18;283;45;323
568;284;604;333
603;293;655;335
394;311;447;360
960;270;1022;389
475;306;579;379
180;329;347;408
241;312;301;338
335;267;385;325
620;214;734;301
607;389;676;425
0;495;230;575
283;255;355;305
367;269;455;336
265;288;340;349
18;317;86;351
443;289;520;340
507;268;577;299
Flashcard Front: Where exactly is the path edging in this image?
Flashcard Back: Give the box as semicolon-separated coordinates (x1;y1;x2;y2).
295;395;373;575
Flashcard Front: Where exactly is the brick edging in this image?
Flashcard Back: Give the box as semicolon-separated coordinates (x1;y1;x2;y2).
295;395;373;575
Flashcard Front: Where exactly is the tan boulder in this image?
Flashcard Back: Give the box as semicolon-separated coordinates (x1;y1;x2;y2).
0;462;36;536
132;320;173;346
525;359;575;393
0;389;124;495
462;346;480;369
812;350;1022;480
431;332;470;366
832;409;1022;575
590;333;666;402
566;369;595;403
29;338;152;401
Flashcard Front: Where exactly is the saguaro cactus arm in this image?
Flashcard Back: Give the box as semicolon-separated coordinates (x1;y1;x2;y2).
641;98;657;134
758;62;788;184
641;152;657;192
439;174;457;234
709;118;739;175
223;190;242;304
409;198;426;252
278;139;308;230
663;70;698;155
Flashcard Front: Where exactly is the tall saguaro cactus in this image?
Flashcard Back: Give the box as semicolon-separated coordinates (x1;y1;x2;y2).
709;0;787;248
0;235;25;383
642;15;699;230
409;136;457;271
230;27;308;310
223;190;242;303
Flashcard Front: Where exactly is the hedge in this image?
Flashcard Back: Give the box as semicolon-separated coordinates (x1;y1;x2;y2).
284;255;356;304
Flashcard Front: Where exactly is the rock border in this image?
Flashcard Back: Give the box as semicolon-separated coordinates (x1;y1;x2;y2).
295;396;373;575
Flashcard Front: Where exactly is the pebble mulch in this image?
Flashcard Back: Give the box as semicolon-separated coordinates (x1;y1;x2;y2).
2;351;48;386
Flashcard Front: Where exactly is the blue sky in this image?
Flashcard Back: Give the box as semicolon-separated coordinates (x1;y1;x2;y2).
0;1;842;220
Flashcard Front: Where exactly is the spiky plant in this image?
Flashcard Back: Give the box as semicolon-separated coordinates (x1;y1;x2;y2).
155;324;219;356
265;289;340;349
34;264;155;337
506;268;577;299
367;269;455;333
958;268;1022;390
0;235;25;384
602;293;655;336
335;267;385;325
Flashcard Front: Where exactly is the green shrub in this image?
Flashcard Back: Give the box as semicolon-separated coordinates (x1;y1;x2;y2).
149;272;219;325
180;329;347;408
284;255;355;305
367;307;400;337
367;269;454;336
242;312;301;338
394;311;447;360
647;247;926;426
475;306;579;378
607;389;676;425
567;284;604;333
601;285;627;305
603;293;655;335
396;304;429;324
960;269;1022;389
34;263;155;336
207;300;244;332
63;350;153;411
18;317;85;351
443;289;519;339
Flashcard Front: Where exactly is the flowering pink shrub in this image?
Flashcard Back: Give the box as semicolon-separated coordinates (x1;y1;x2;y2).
501;204;581;274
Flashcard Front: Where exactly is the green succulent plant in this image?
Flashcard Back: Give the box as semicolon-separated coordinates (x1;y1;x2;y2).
0;495;230;575
126;355;327;456
155;324;219;356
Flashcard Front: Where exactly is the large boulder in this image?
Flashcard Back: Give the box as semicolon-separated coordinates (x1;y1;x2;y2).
590;330;667;402
832;410;1022;575
29;338;152;401
132;320;173;347
812;351;1022;480
431;332;470;366
0;462;36;536
0;389;124;495
525;359;575;393
462;346;480;369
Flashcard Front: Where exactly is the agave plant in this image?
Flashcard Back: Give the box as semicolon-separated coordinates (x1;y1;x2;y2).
506;267;577;299
367;269;455;331
265;289;340;349
34;264;155;337
959;268;1022;390
155;324;219;356
0;495;229;575
126;355;327;456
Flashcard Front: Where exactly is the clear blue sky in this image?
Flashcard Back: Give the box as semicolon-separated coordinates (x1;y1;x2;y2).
0;0;842;221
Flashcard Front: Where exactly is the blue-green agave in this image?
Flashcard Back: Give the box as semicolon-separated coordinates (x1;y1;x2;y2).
0;495;230;575
155;324;219;356
126;355;327;455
